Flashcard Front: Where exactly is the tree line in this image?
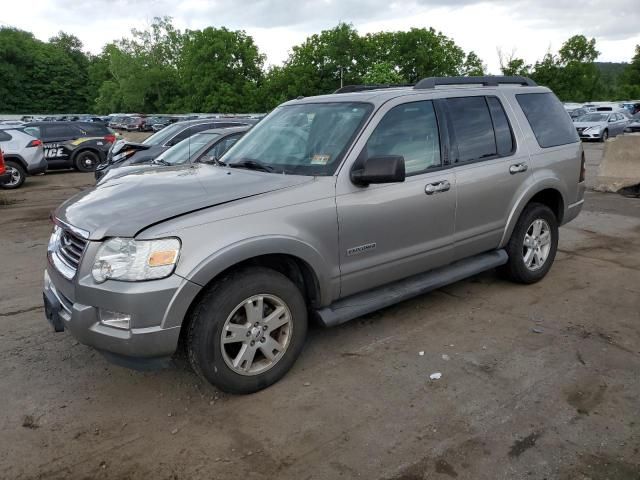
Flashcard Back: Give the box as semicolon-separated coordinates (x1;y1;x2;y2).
1;17;639;114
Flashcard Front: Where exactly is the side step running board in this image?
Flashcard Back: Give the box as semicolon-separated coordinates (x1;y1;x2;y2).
315;249;508;328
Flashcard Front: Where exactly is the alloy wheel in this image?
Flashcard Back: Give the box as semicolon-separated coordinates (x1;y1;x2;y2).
522;219;552;271
220;294;293;376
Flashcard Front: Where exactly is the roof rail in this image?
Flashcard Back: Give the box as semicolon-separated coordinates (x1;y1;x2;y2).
334;84;414;94
414;76;537;90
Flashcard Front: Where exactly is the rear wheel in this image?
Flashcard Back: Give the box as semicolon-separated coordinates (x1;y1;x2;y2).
73;150;100;172
500;203;558;284
0;160;26;189
187;267;308;394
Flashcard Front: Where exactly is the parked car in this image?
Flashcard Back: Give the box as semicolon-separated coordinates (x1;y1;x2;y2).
97;126;250;184
569;107;589;120
622;102;640;115
151;116;180;132
0;128;47;189
94;118;255;181
124;116;147;132
23;121;116;172
624;112;640;133
573;112;629;141
44;76;585;394
0;149;9;186
0;120;25;129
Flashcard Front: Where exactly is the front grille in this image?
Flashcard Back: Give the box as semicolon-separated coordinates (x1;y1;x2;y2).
54;229;88;278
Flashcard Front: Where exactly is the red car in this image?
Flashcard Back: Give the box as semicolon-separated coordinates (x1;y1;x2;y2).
0;149;10;186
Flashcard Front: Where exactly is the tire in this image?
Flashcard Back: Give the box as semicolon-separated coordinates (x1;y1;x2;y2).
0;160;26;189
499;202;558;284
600;129;609;142
187;267;308;394
73;150;100;172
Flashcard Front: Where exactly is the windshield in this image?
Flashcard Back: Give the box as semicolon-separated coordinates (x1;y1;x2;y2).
154;132;219;165
577;113;609;122
223;102;372;175
142;122;185;145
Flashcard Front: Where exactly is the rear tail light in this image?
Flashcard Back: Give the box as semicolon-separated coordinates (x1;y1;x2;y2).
579;150;586;183
26;139;42;147
0;150;5;175
104;134;116;143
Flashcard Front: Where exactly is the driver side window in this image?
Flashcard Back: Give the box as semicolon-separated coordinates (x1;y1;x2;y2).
362;101;441;176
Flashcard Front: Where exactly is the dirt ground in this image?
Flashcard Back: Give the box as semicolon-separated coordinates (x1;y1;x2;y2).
0;144;639;480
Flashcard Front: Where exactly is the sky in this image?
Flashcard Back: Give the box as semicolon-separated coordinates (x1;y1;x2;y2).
1;0;639;73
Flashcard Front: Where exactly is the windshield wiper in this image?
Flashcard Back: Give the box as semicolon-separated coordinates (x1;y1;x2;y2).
228;158;274;172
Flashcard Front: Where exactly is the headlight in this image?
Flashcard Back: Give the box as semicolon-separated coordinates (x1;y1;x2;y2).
48;225;62;252
111;149;135;163
92;237;180;283
585;126;601;134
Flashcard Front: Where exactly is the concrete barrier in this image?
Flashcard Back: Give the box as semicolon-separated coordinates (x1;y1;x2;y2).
593;134;640;193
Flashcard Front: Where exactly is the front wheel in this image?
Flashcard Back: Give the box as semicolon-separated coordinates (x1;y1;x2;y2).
187;267;308;394
500;203;558;284
600;129;609;142
73;150;100;172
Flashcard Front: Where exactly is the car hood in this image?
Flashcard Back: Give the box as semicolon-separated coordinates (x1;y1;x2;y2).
573;121;606;128
96;164;156;185
56;164;313;240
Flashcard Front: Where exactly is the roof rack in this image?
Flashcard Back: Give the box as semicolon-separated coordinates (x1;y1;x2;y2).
334;84;414;94
414;76;537;90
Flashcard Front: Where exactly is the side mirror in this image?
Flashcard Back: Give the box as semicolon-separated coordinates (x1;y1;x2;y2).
351;155;405;186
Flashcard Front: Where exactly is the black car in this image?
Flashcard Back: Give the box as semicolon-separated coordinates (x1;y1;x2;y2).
23;121;117;172
95;118;256;181
96;126;250;184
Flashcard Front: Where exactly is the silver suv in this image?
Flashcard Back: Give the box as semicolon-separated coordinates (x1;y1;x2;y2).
43;76;585;394
0;128;47;189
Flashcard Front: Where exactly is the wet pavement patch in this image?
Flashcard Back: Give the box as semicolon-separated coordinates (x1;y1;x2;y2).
508;432;541;458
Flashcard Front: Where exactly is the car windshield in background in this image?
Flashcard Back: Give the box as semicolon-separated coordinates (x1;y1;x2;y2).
142;122;183;146
154;132;219;165
223;102;372;176
578;113;609;122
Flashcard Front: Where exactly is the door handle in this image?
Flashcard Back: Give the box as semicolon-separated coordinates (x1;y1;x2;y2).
509;163;529;174
425;180;450;195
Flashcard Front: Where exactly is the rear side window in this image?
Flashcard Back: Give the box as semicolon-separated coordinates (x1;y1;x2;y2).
79;124;108;136
168;123;216;146
516;93;579;148
486;96;514;156
43;125;80;139
0;130;12;141
446;96;496;163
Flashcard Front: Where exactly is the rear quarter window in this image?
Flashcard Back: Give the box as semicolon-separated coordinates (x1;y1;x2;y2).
516;93;579;148
0;130;12;141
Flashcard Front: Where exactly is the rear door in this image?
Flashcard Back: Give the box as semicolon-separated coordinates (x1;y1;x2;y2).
41;124;80;165
444;94;531;260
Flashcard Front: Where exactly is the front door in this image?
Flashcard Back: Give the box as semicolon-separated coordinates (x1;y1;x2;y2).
336;99;456;298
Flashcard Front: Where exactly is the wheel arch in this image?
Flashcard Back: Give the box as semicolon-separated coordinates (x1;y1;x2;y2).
499;182;565;248
3;154;28;171
175;248;326;353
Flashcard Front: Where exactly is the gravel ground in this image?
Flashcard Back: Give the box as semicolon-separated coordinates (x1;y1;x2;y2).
0;144;638;480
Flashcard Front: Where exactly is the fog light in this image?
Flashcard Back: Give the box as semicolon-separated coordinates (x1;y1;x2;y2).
99;309;131;330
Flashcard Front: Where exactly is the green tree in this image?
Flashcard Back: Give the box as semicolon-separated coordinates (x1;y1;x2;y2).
178;27;264;112
362;62;406;84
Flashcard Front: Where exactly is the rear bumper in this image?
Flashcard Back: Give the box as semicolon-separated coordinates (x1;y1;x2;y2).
27;155;48;175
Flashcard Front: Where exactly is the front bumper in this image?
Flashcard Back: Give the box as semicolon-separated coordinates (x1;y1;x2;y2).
43;257;201;366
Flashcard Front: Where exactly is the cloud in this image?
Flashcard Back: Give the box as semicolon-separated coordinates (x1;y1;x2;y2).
2;0;637;72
